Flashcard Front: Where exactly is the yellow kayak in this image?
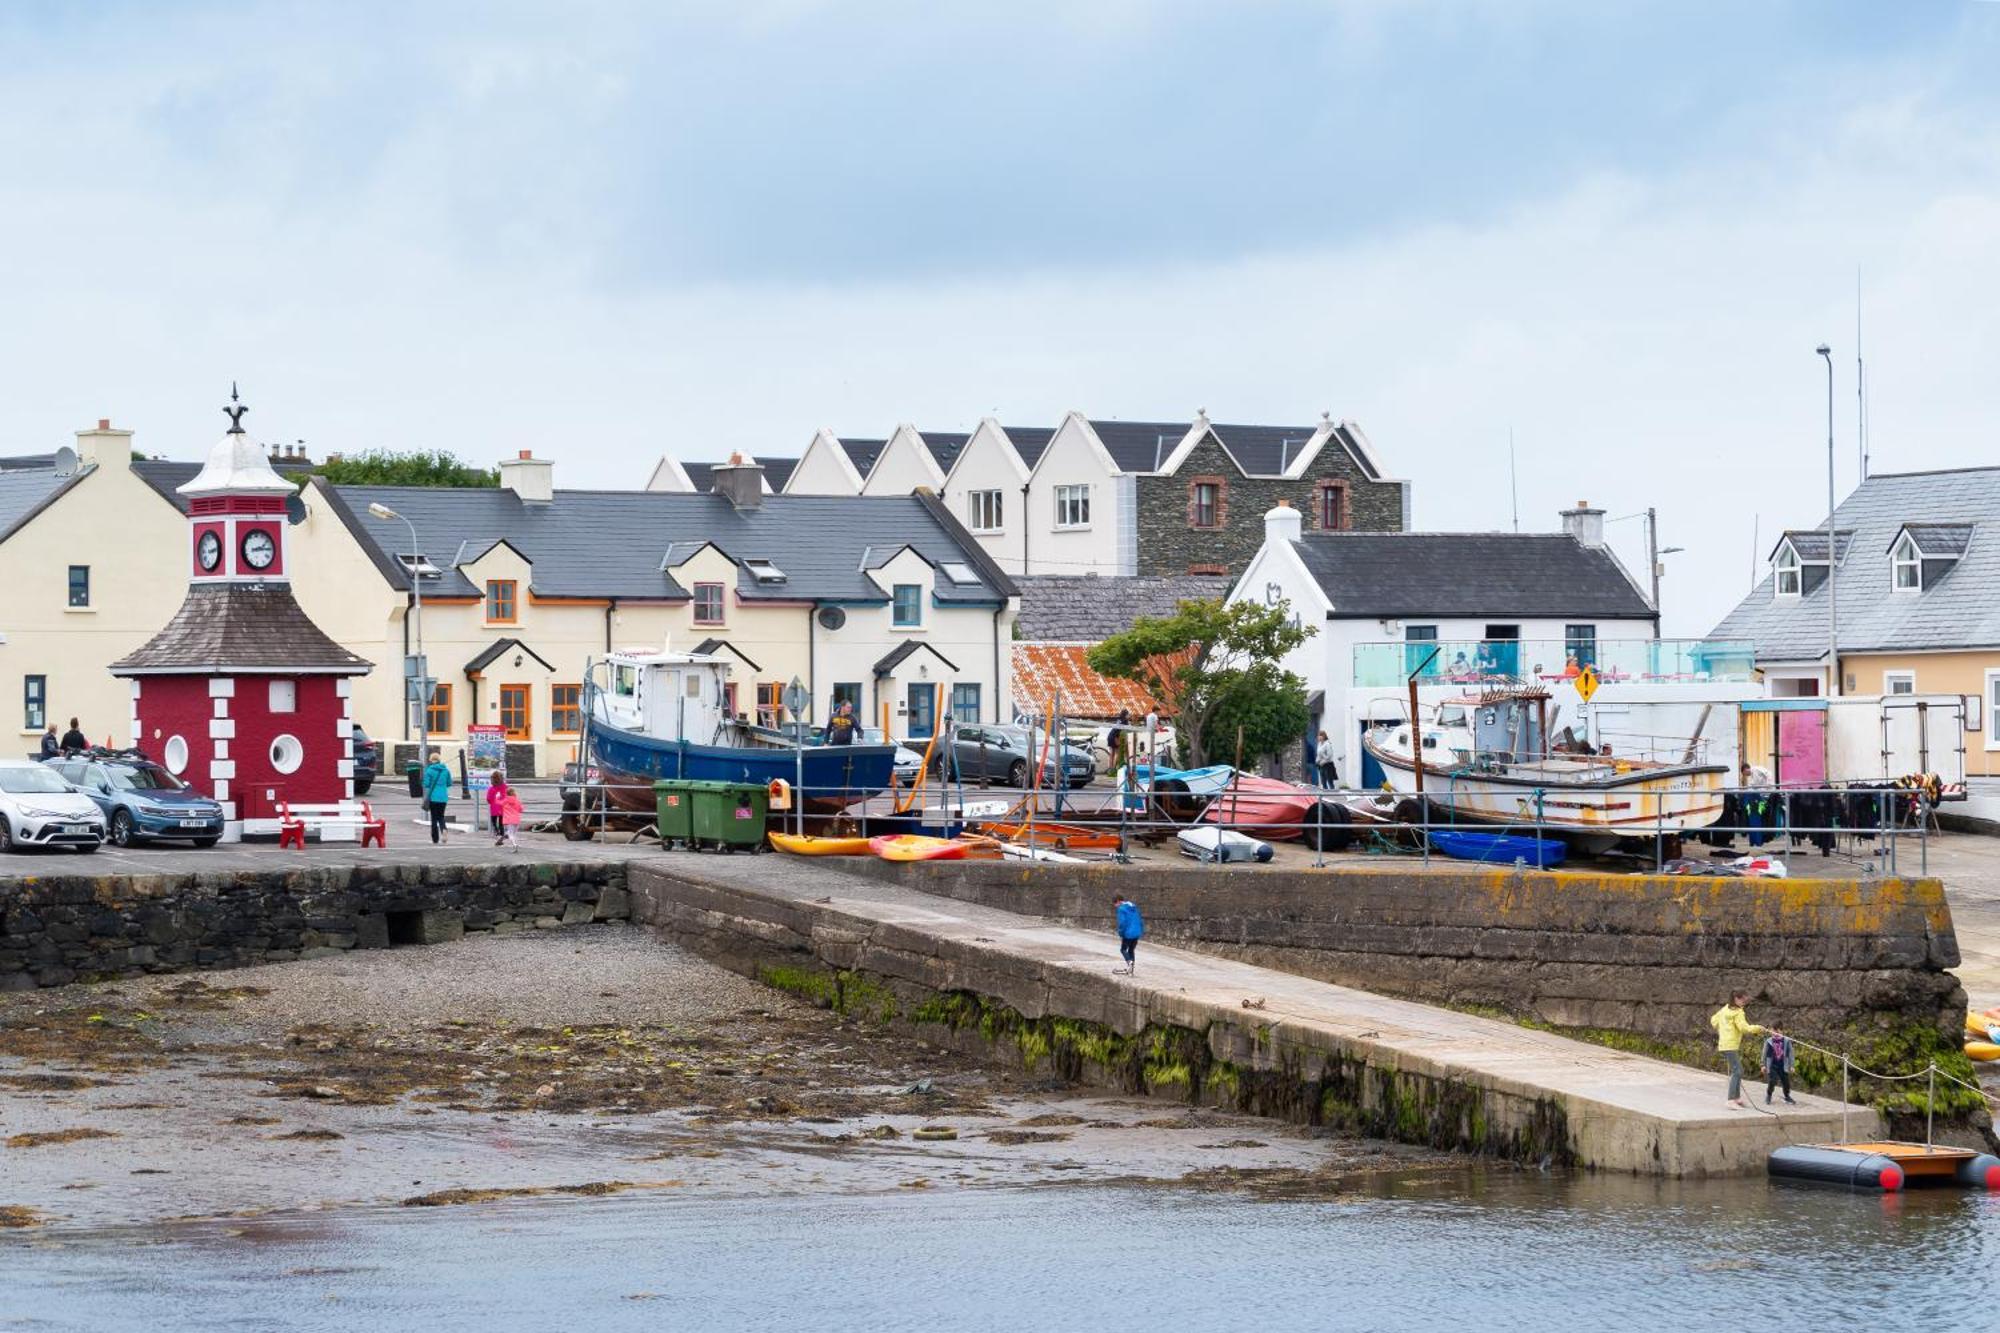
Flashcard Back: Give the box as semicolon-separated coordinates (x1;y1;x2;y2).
1966;1041;2000;1063
769;832;873;856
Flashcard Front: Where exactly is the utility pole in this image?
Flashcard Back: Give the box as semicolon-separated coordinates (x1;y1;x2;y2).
1817;345;1840;697
1646;507;1661;636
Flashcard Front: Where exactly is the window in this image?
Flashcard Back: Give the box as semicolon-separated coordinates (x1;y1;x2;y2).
693;582;726;625
1775;545;1801;598
426;683;453;735
551;683;582;734
1188;479;1224;529
831;682;862;717
744;559;786;584
1054;484;1090;529
1564;624;1597;669
1403;625;1438;676
1892;534;1921;592
23;675;44;731
893;583;922;627
163;735;189;775
968;489;1004;532
1990;670;2000;750
951;683;982;723
1884;671;1916;696
940;562;979;585
67;565;89;608
756;682;781;728
722;681;739;719
269;733;304;775
499;684;531;739
486;579;518;622
1317;481;1349;531
268;680;297;713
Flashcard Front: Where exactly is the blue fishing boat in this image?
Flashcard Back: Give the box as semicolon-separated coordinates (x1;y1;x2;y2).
583;651;896;814
1427;828;1567;868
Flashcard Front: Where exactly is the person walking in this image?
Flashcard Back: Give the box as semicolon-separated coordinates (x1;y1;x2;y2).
1763;1025;1797;1106
1709;990;1767;1108
1112;895;1144;976
1315;730;1339;790
38;725;58;759
59;717;88;754
422;749;453;845
1303;729;1320;787
498;782;524;851
486;774;509;846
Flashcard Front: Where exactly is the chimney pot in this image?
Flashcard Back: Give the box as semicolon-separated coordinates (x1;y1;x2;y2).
97;418;110;430
519;450;533;460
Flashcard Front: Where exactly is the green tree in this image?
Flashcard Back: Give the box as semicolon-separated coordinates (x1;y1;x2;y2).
1086;598;1313;767
311;449;499;487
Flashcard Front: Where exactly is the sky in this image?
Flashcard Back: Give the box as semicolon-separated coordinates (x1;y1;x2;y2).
3;1;1999;635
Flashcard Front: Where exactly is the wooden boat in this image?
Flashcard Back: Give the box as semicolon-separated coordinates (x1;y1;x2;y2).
869;833;969;862
769;831;873;856
1200;774;1320;841
1362;687;1725;847
1428;829;1566;869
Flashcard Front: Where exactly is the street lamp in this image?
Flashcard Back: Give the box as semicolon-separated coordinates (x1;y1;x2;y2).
1815;345;1839;697
367;503;429;763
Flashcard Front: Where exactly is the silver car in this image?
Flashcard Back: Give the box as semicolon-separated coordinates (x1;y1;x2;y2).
0;760;105;853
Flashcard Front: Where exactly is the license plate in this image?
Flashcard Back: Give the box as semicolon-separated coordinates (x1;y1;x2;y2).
179;819;208;828
63;824;90;834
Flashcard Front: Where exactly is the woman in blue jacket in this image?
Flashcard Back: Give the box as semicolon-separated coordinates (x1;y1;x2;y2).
1112;896;1144;976
422;749;454;844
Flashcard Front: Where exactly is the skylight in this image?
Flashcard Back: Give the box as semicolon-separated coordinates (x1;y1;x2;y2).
396;553;443;579
744;558;787;584
941;562;979;585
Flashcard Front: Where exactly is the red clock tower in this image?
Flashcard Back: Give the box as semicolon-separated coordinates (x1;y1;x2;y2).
110;390;371;838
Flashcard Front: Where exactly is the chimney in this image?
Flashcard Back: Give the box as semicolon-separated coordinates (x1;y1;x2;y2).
1560;499;1606;547
711;452;765;510
1263;499;1303;546
74;418;134;473
499;449;554;504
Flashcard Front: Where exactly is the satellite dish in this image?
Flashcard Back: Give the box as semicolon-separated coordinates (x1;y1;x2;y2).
284;492;307;525
51;446;78;477
816;606;846;631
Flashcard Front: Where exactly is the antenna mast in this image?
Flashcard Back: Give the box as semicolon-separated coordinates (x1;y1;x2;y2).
1856;269;1869;480
1508;427;1519;533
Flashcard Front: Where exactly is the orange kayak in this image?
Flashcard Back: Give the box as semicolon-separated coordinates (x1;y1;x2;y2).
769;832;873;856
869;834;969;862
974;820;1122;851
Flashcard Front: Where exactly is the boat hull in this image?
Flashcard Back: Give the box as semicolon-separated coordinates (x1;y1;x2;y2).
1200;775;1319;841
587;719;895;814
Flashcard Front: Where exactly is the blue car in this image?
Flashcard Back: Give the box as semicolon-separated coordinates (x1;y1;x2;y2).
47;753;226;847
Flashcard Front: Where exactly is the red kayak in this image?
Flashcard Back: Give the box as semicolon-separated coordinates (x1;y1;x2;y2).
1200;775;1319;841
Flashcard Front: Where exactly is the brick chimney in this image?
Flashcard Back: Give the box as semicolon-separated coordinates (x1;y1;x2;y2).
710;452;765;510
1560;499;1606;547
499;449;554;504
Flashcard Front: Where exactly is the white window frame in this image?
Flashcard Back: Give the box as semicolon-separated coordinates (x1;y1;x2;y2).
1891;534;1921;593
1053;484;1091;530
1883;670;1916;697
967;489;1004;533
1774;545;1801;598
1987;669;2000;752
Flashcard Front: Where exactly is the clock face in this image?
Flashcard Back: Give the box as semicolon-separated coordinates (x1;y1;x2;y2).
197;530;222;571
241;529;277;571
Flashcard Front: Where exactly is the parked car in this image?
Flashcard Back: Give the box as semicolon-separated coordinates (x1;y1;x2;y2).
351;725;380;795
46;752;224;848
0;759;106;852
808;725;926;783
934;724;1093;788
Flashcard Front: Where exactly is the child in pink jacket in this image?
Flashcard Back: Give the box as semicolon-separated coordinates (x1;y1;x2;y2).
486;776;509;846
499;785;524;850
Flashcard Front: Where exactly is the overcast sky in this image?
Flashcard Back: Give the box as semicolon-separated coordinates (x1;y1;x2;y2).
3;1;1997;634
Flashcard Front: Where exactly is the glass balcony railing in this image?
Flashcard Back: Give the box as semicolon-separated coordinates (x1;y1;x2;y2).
1350;639;1756;689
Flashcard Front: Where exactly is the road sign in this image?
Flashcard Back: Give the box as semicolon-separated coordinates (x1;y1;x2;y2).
782;676;809;719
1575;665;1601;703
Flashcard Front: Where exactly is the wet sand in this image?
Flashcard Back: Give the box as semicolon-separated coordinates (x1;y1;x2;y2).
0;923;1457;1230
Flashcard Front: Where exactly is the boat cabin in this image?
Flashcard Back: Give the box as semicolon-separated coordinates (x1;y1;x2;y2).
595;650;733;744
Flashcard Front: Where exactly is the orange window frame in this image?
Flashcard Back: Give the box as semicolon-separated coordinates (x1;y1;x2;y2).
499;683;531;740
551;682;582;735
485;579;518;623
426;683;453;735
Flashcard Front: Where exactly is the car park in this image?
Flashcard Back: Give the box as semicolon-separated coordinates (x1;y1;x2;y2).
934;724;1093;788
0;759;106;852
47;751;224;847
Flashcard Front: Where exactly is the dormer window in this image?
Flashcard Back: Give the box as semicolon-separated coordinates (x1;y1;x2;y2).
1774;545;1801;598
1892;534;1921;592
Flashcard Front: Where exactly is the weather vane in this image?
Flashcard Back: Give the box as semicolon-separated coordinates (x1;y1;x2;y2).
224;381;248;434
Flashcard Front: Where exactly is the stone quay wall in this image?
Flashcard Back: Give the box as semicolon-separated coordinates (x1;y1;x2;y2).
839;860;1967;1074
0;861;632;990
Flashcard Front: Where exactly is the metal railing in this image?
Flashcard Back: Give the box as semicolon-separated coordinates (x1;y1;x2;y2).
1351;637;1756;688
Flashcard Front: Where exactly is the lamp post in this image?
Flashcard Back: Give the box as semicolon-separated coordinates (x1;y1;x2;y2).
367;503;428;764
1815;344;1840;697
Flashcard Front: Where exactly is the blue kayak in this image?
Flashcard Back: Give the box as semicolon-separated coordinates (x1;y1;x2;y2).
1428;829;1566;869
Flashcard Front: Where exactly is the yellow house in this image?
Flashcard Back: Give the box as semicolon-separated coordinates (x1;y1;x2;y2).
0;422;1017;779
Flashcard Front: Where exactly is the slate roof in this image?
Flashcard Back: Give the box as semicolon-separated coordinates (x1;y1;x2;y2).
682;458;798;493
1897;522;1973;556
873;640;960;676
465;638;554;675
1001;426;1056;469
0;453;58;471
110;585;372;674
1014;574;1234;641
133;458;315;514
1710;466;2000;657
1088;420;1189;473
837;438;887;476
316;483;1016;608
1774;529;1854;562
1011;643;1166;720
0;464;86;543
690;638;764;672
919;432;969;473
1291;533;1656;620
1206;424;1323;476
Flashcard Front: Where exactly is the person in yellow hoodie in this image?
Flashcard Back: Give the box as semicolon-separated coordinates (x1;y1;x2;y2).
1710;991;1767;1108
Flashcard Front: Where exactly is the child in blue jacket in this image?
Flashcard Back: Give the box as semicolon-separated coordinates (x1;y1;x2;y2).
1112;896;1144;976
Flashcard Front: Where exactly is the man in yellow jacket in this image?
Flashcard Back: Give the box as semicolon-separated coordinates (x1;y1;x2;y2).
1711;991;1767;1108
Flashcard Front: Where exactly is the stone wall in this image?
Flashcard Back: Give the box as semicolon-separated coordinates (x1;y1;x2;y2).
1133;432;1403;576
839;859;1969;1096
0;861;631;990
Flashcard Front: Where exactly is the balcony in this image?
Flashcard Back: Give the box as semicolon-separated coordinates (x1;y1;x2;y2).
1350;639;1755;689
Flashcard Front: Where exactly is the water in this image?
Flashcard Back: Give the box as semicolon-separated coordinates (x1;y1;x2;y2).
6;1170;1998;1331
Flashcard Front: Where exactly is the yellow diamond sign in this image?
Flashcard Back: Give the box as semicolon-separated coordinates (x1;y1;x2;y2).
1575;664;1601;703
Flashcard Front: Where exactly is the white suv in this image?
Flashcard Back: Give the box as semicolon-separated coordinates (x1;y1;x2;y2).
0;760;105;853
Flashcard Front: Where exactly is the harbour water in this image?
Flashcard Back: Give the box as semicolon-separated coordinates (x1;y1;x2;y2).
6;1167;1997;1331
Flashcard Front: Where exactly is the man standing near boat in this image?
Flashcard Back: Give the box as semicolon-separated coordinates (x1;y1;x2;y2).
827;700;856;746
1710;991;1767;1108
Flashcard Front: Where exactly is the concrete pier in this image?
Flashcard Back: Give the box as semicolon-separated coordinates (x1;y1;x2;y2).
630;857;1879;1178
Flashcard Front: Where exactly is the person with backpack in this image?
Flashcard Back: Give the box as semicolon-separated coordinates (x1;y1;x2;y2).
1763;1024;1797;1106
422;749;453;845
1709;990;1767;1108
1112;895;1144;976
